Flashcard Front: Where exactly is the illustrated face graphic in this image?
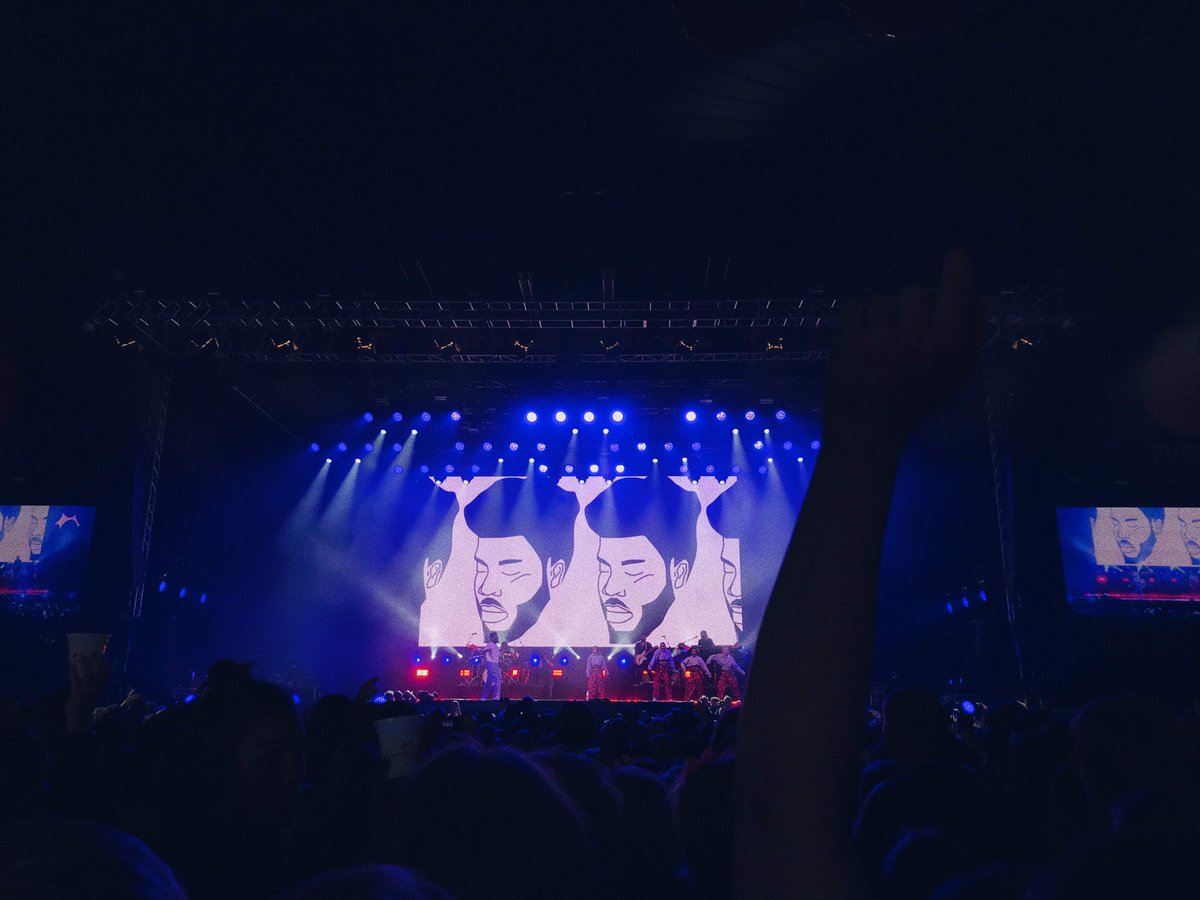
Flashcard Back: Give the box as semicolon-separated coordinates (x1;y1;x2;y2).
1109;508;1158;563
720;537;744;630
597;535;667;627
27;509;47;557
1179;509;1200;563
473;534;544;627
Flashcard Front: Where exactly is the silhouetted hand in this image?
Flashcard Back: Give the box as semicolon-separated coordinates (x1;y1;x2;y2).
824;251;986;445
65;651;110;735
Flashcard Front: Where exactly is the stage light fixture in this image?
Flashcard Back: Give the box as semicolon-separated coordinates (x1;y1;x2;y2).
961;596;970;608
441;655;452;665
559;655;569;665
509;442;519;451
552;668;564;678
199;594;207;604
611;410;624;423
392;412;403;422
413;654;423;664
537;442;546;452
945;602;954;615
471;464;480;473
459;668;472;678
498;458;504;463
452;441;463;451
961;700;976;715
731;464;742;474
745;411;756;421
572;428;579;435
610;443;619;452
410;429;418;435
564;464;574;474
555;411;567;423
705;464;715;474
176;587;186;599
652;458;659;464
798;457;804;462
637;442;647;451
979;589;988;603
589;464;599;474
530;655;541;666
392;442;402;452
450;410;462;421
692;442;701;451
775;410;786;420
157;580;167;593
325;458;331;464
754;441;764;450
602;428;609;435
354;458;361;464
679;465;688;474
763;428;770;435
767;457;773;463
783;441;793;450
811;440;821;450
618;655;629;667
420;412;432;422
391;464;404;475
363;412;374;423
444;464;454;473
364;443;374;453
758;465;767;474
310;442;320;452
716;411;727;421
583;411;596;423
483;441;493;451
732;428;739;436
664;442;674;451
526;411;538;423
685;410;697;422
337;442;348;452
419;465;429;474
415;668;430;678
615;464;625;473
538;464;548;473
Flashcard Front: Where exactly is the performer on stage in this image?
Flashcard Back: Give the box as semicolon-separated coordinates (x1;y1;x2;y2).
707;646;745;700
633;633;653;684
679;647;708;702
481;631;502;700
646;641;676;702
585;646;608;700
696;630;717;659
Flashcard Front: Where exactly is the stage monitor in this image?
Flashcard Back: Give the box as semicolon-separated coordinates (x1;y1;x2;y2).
0;505;96;619
1057;507;1200;614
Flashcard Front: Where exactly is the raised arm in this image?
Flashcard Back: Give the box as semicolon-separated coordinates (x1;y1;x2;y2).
734;253;984;899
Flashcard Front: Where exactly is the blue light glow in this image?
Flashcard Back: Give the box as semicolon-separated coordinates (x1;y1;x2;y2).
692;442;701;451
679;465;688;474
337;442;347;452
559;655;569;665
783;441;793;450
811;439;821;450
455;441;465;451
564;464;574;474
392;442;402;452
537;442;546;452
526;411;538;423
483;442;493;451
509;442;519;451
364;443;374;453
636;442;647;451
554;411;567;423
716;411;727;421
310;442;320;452
705;464;715;474
611;410;624;423
758;465;767;474
158;580;167;593
618;655;629;667
530;655;541;666
731;465;742;474
420;412;432;422
471;464;480;473
450;410;462;421
393;465;404;474
414;654;423;664
946;602;954;614
685;410;697;422
363;412;374;423
961;596;970;608
745;410;756;421
589;464;599;474
199;594;207;604
615;464;625;473
754;440;764;450
961;700;976;715
445;464;454;473
664;442;674;451
610;443;619;452
419;465;429;474
583;411;595;423
178;587;187;599
392;412;403;422
538;464;548;473
775;410;786;420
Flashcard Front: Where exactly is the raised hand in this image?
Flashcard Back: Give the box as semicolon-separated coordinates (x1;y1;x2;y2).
823;251;986;444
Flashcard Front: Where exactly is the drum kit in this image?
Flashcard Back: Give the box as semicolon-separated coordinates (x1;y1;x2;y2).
460;641;531;686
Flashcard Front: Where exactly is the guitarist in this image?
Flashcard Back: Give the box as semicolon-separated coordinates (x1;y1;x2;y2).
633;633;653;683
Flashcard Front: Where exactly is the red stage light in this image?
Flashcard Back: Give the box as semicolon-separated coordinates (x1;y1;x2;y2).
459;668;472;678
510;668;519;678
683;670;692;679
415;668;430;678
551;668;564;678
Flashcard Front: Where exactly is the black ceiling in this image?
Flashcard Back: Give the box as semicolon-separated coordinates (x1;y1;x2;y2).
7;0;1198;324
